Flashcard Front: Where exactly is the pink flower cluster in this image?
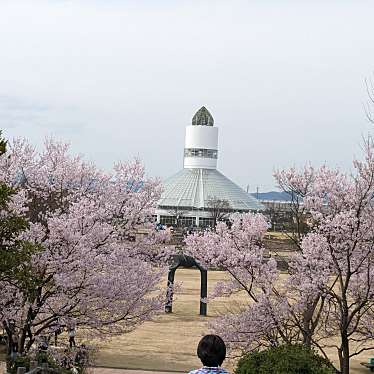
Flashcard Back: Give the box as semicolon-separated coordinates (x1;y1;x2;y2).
186;137;374;373
0;138;170;353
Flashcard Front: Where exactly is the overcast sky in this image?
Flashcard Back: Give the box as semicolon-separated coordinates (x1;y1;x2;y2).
0;0;373;191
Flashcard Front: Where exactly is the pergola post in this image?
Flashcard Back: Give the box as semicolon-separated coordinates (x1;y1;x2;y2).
199;269;207;316
165;268;176;313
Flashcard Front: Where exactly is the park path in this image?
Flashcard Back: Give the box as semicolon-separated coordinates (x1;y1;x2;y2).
0;363;181;374
91;369;182;374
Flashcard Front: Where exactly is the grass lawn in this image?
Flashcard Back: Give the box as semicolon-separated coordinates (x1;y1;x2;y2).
93;269;372;373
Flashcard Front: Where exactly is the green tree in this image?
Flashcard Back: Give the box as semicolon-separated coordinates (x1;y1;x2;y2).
0;131;40;356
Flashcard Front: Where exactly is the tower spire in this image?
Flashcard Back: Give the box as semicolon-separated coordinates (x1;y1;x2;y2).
192;106;214;126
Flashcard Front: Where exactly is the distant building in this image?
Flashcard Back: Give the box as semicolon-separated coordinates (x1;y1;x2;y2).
156;107;264;227
258;200;297;212
256;197;309;232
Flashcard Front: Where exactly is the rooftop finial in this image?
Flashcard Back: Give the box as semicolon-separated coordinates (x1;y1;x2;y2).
192;106;214;126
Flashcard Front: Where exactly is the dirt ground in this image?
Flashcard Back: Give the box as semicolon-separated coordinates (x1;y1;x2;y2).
0;268;371;373
93;269;241;372
93;269;372;373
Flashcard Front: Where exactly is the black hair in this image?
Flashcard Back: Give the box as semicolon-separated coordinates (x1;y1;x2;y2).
197;334;226;367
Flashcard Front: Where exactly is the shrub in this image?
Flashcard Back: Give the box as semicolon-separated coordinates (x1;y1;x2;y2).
7;355;30;374
235;344;336;374
7;351;72;374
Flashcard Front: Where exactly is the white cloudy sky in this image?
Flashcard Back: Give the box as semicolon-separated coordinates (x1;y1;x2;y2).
0;0;373;191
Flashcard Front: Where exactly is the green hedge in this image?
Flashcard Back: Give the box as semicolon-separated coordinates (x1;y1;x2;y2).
235;344;336;374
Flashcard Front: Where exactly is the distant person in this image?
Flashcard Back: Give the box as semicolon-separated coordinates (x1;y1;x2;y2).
10;329;19;360
12;330;18;353
68;327;76;348
54;325;63;346
188;335;229;374
75;344;89;367
38;335;48;352
61;348;72;369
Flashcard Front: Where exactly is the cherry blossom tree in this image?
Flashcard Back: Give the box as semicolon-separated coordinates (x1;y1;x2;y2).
365;75;374;124
185;213;296;352
274;165;315;247
0;138;169;355
0;133;41;356
186;137;374;374
290;137;374;373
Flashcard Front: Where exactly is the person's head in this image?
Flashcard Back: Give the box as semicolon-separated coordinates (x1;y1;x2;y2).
197;335;226;367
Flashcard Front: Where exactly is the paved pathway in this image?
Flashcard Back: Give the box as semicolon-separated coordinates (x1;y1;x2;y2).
91;369;182;374
0;361;182;374
0;363;181;374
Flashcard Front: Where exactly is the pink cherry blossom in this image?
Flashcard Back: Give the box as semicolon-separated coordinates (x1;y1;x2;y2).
186;136;374;374
0;138;170;354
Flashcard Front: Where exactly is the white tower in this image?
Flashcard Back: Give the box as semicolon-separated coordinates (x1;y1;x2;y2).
183;107;218;169
156;106;264;228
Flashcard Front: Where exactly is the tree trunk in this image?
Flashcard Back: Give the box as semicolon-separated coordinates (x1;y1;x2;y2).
301;313;313;347
26;337;35;352
339;333;350;374
6;334;12;356
3;321;13;355
302;331;312;347
18;328;27;354
301;298;319;348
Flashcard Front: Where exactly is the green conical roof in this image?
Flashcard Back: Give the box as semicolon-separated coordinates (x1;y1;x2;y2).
192;106;214;126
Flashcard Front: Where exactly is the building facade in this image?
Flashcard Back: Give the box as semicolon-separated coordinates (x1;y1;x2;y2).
156;107;264;227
